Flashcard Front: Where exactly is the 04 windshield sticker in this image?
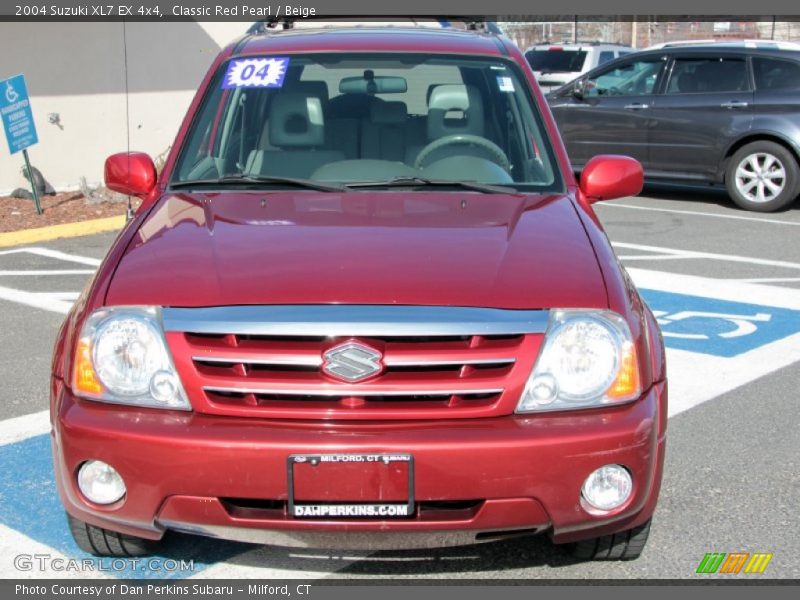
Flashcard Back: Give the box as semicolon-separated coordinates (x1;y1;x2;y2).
222;57;290;89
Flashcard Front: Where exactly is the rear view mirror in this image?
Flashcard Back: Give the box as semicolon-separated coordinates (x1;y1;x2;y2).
104;152;157;198
339;75;408;94
579;155;644;203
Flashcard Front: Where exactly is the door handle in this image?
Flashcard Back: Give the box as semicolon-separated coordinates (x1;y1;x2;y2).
720;100;749;109
624;103;649;110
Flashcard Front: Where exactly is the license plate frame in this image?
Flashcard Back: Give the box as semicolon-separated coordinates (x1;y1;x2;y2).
287;453;415;519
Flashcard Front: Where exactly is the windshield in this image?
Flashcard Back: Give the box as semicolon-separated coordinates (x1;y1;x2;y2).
171;53;561;192
526;49;587;73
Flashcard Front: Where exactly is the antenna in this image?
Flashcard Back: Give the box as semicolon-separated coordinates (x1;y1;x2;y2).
122;19;133;220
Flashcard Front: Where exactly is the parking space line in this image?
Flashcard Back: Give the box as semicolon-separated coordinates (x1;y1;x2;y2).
603;202;800;226
733;277;800;284
39;292;81;301
628;268;800;309
0;284;73;314
0;247;102;313
0;523;108;580
616;254;693;261
0;247;102;267
615;242;800;271
0;270;96;276
0;409;49;447
664;332;800;417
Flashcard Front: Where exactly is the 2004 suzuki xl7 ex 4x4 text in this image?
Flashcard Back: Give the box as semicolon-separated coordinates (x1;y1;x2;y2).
51;23;666;562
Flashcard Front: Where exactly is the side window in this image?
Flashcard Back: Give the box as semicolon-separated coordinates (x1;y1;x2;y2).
598;51;616;66
753;57;800;91
584;59;663;97
666;58;748;94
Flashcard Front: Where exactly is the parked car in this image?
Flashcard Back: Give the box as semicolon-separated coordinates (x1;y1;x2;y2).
52;23;667;562
548;45;800;211
644;39;800;52
525;42;634;93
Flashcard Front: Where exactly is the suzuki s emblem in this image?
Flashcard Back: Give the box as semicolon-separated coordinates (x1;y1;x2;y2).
322;341;384;383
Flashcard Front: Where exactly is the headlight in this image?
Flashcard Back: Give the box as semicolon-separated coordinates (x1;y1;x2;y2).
72;306;191;411
516;310;640;413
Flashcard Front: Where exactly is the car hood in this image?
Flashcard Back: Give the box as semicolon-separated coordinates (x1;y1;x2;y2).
106;191;608;310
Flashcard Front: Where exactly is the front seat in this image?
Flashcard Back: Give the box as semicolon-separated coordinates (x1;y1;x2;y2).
405;84;486;166
245;91;344;179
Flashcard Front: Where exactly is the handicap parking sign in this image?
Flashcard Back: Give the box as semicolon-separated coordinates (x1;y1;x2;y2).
0;73;38;154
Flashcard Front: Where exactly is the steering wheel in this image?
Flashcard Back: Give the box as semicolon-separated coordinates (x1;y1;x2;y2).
414;134;511;172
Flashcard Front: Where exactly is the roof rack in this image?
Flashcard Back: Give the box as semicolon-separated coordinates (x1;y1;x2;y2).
247;17;292;34
534;40;629;47
246;17;502;36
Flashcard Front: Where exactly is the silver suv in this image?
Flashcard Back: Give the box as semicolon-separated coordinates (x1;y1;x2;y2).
525;42;633;92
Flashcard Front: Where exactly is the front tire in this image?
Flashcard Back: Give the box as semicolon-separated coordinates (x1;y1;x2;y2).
725;141;800;212
66;513;159;557
565;519;651;561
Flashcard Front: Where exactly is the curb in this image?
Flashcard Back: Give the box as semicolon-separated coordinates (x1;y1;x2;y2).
0;215;126;248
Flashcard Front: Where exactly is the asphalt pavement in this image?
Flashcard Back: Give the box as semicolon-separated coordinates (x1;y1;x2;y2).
0;188;798;579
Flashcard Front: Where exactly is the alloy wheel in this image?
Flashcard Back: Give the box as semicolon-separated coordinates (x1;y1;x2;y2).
734;152;787;204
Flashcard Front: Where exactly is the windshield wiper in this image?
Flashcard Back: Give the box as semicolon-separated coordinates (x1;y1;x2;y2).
170;174;349;193
345;176;517;194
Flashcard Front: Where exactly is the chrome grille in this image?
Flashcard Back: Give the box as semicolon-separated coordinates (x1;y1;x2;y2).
164;305;548;420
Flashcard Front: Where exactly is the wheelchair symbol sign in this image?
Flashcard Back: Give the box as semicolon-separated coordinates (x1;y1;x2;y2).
5;81;19;104
653;310;771;340
639;289;800;357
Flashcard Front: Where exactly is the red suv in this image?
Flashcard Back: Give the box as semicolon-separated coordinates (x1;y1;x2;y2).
51;23;667;562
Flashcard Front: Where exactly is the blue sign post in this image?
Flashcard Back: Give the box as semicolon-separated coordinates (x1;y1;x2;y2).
0;74;42;214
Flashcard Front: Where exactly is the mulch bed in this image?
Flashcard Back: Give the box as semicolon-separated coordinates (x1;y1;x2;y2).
0;192;135;233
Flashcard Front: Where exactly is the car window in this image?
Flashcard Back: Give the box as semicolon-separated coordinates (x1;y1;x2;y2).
584;59;664;97
598;51;616;66
171;53;561;191
526;49;587;73
753;57;800;91
666;58;748;94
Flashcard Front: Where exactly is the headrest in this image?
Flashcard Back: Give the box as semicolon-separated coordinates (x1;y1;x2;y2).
371;101;407;124
284;80;329;103
427;84;484;140
269;92;325;147
426;84;441;105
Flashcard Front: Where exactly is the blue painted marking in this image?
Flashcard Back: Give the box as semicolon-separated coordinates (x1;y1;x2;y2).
0;435;251;578
640;289;800;357
0;74;38;154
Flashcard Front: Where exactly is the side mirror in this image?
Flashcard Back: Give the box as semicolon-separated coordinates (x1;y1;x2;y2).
572;79;587;99
579;155;643;203
104;152;157;197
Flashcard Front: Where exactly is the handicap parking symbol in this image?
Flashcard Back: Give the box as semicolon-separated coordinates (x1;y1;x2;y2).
639;289;800;357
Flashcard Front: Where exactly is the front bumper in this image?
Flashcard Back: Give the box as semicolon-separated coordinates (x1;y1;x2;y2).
52;380;666;549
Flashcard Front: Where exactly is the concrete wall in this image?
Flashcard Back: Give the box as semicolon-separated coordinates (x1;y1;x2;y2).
0;22;246;195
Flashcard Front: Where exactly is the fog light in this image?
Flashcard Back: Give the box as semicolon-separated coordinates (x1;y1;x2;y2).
77;460;126;505
581;464;632;511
